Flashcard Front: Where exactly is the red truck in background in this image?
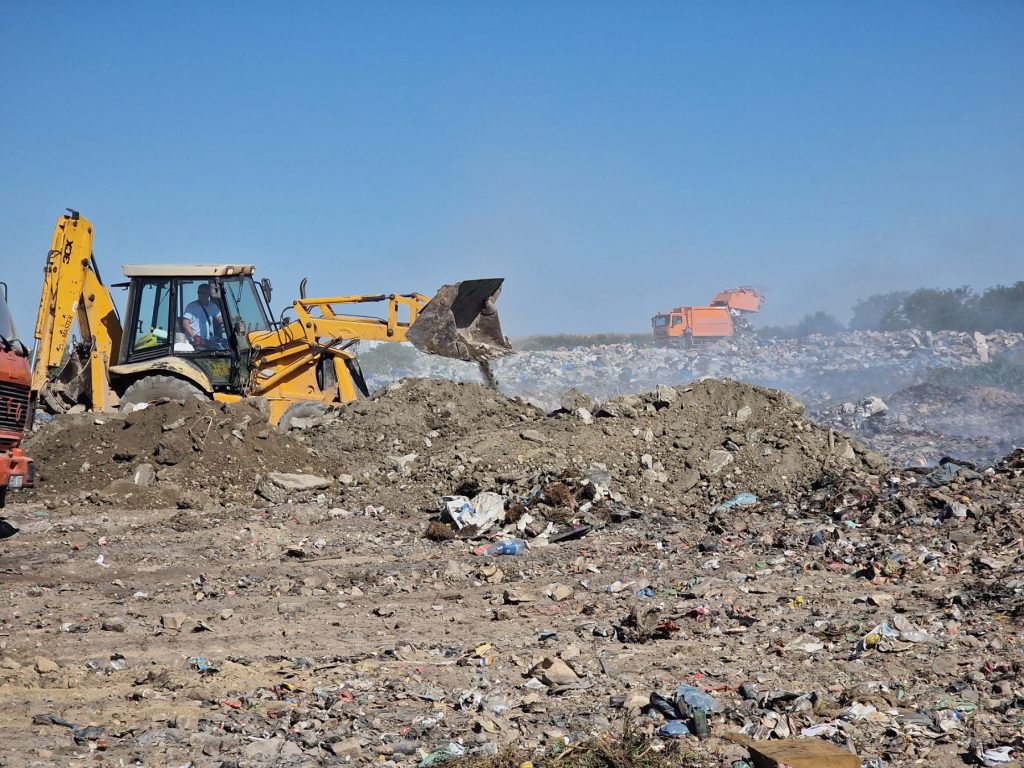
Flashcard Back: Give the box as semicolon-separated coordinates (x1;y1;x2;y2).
0;280;33;538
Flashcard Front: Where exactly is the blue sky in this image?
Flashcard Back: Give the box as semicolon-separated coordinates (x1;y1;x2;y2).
2;2;1022;336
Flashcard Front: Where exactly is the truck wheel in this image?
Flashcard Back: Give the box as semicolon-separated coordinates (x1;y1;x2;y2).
277;401;330;432
120;375;206;410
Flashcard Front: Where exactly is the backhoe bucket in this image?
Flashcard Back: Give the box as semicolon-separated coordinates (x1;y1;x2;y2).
407;278;512;362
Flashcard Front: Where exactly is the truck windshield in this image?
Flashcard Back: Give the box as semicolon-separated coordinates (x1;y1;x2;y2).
652;315;669;327
222;276;271;333
0;288;17;342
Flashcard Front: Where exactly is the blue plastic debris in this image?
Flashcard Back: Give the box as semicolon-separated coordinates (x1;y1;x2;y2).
657;720;691;738
712;492;758;513
675;684;719;714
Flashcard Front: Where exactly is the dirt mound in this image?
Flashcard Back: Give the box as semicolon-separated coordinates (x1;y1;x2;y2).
299;377;879;516
22;377;880;515
25;398;314;508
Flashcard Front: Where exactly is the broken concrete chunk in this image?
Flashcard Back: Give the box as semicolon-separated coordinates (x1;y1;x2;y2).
161;612;188;631
34;657;59;674
704;449;734;475
101;616;127;632
267;472;333;492
654;384;677;405
502;587;536;604
388;453;418;474
533;657;578;686
132;463;156;487
547;583;574;601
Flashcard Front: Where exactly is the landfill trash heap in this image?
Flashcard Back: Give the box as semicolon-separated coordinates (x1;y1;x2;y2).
365;329;1024;406
0;376;1021;768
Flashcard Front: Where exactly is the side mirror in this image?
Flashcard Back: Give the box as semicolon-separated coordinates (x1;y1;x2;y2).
0;281;6;301
260;278;273;306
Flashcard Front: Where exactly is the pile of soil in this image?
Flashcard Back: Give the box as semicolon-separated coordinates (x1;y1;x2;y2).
299;377;880;515
22;377;881;515
24;398;314;508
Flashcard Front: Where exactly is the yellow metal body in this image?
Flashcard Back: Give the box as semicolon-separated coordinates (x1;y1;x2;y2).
247;293;430;423
31;211;496;425
32;213;122;410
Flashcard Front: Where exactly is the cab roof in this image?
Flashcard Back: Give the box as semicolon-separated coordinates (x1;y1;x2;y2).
121;264;256;278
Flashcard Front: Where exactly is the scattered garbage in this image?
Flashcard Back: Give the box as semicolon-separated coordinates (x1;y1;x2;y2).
712;491;758;512
32;713;106;747
7;354;1024;765
647;683;719;739
473;538;526;556
441;492;507;533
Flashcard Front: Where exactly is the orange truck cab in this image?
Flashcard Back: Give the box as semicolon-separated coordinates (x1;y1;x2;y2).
652;287;763;347
0;281;33;512
652;306;734;346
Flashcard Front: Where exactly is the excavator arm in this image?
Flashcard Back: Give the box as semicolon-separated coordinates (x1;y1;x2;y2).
31;211;122;412
246;279;509;398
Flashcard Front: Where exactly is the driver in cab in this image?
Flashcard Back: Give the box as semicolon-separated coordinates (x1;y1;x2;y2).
181;283;225;348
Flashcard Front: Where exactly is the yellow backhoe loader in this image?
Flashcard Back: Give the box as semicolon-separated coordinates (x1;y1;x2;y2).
31;210;511;427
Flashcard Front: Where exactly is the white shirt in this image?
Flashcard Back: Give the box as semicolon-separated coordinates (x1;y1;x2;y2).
183;299;222;338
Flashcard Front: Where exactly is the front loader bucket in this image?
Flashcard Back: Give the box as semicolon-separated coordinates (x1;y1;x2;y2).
407;278;512;362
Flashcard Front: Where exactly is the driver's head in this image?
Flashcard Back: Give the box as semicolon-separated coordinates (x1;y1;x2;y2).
197;283;212;305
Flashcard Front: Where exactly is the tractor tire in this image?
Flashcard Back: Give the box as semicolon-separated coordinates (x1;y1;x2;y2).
277;401;330;432
119;375;206;411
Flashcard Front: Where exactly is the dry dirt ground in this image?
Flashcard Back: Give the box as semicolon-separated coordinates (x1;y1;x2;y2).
1;379;1022;767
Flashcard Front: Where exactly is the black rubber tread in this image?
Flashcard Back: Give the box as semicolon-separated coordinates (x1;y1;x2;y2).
119;374;206;409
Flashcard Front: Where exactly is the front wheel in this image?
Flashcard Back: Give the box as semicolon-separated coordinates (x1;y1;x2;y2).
119;375;207;410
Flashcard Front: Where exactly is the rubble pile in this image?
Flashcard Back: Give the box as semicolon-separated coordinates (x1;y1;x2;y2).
816;385;1024;467
1;376;1021;767
296;377;875;517
24;397;314;508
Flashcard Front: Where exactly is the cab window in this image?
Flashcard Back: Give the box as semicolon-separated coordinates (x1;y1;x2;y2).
131;279;172;354
222;277;271;333
176;279;228;352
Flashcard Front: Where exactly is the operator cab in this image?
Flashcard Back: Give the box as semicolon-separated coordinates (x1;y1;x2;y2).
119;264;273;388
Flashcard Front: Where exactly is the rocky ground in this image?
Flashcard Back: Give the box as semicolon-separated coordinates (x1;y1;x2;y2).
1;374;1022;767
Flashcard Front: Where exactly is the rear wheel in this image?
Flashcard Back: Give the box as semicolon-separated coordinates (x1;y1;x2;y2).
119;375;206;410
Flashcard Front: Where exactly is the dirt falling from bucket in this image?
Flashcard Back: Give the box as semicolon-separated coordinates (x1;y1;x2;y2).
478;360;499;390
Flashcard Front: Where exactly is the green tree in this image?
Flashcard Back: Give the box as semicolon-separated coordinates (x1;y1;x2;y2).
849;291;909;330
974;282;1024;332
795;311;843;337
881;286;976;331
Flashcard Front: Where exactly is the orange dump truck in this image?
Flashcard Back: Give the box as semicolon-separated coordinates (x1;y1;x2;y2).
652;287;763;347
